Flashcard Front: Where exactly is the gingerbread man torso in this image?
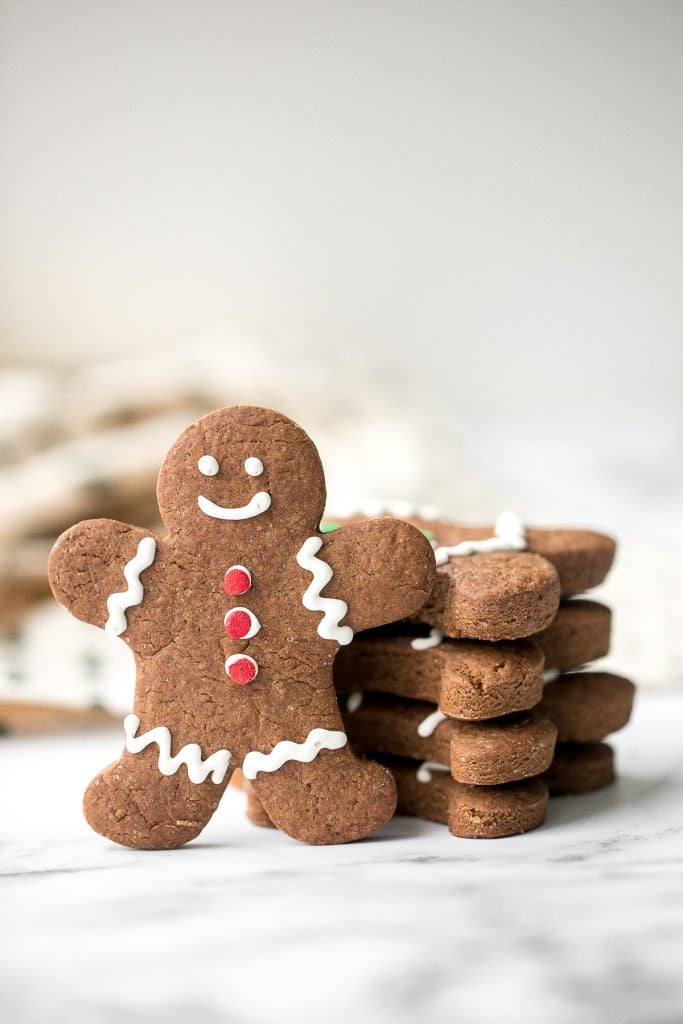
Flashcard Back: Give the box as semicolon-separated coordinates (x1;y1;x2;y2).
123;525;357;768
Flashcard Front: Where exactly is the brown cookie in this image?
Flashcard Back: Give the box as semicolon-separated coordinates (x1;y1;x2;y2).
385;756;548;838
401;515;616;599
413;550;561;641
342;696;557;785
449;778;548;838
334;627;544;720
48;406;436;849
533;600;612;671
328;511;614;640
244;780;276;828
544;742;615;795
540;672;635;742
322;512;562;641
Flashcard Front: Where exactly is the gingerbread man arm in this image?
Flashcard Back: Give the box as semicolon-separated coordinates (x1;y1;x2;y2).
320;519;436;633
48;519;159;636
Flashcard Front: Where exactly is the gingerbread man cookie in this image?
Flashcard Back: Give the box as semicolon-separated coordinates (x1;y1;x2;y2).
48;406;436;848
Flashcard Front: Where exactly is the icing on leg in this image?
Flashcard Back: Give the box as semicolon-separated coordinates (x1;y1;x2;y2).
83;744;231;850
251;740;397;845
124;715;231;784
242;728;347;780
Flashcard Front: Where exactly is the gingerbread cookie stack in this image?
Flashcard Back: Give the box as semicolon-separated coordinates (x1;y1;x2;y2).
336;511;635;837
247;510;635;839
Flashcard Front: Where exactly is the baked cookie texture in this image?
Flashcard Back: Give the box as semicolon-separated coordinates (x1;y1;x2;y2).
246;507;633;839
48;406;436;848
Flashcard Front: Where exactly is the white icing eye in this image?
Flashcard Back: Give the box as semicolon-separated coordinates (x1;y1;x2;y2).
198;455;219;476
244;456;264;477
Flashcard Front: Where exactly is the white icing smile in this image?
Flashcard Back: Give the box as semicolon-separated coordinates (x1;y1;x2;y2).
198;491;272;520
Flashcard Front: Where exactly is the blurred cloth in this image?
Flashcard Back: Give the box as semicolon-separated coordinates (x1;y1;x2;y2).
0;335;490;621
0;338;680;725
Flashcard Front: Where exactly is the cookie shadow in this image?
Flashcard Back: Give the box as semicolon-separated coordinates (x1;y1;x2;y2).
545;770;674;829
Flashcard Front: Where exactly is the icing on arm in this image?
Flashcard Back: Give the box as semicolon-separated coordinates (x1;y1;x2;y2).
105;536;157;636
124;715;231;784
296;537;353;645
242;728;347;781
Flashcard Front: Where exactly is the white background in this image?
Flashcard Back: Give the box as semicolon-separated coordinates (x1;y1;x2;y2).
0;2;681;685
1;0;681;420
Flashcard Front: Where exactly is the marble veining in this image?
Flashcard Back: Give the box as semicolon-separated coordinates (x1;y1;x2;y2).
0;690;682;1024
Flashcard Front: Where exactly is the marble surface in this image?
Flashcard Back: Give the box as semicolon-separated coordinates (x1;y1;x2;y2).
2;689;682;1024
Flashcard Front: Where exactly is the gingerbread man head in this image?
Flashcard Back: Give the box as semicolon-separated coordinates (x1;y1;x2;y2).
157;406;326;540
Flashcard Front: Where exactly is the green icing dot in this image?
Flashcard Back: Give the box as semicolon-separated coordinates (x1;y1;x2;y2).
320;520;341;533
420;528;435;540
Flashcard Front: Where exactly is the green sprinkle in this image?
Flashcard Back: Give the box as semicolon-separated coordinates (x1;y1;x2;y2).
319;520;341;533
420;529;435;540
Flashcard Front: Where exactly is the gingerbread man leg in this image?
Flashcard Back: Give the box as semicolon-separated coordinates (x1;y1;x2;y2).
242;679;397;844
83;744;232;851
250;745;397;845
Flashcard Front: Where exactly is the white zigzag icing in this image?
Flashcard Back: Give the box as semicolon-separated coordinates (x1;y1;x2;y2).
242;727;347;781
124;714;231;784
296;536;353;645
105;536;157;636
416;760;451;784
410;627;444;651
434;510;526;567
416;709;448;738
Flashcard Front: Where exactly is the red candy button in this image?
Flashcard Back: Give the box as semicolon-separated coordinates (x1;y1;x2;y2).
224;565;251;596
224;607;260;640
225;654;258;685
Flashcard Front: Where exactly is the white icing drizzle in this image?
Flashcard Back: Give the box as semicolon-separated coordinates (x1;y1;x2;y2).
417;708;448;738
326;498;441;521
124;714;231;784
198;491;271;520
242;728;348;781
296;536;353;645
434;510;527;567
416;760;451;784
410;628;444;651
104;536;157;637
346;691;364;713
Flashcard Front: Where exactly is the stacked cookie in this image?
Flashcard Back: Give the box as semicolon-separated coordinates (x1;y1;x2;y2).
333;512;634;838
247;511;635;839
